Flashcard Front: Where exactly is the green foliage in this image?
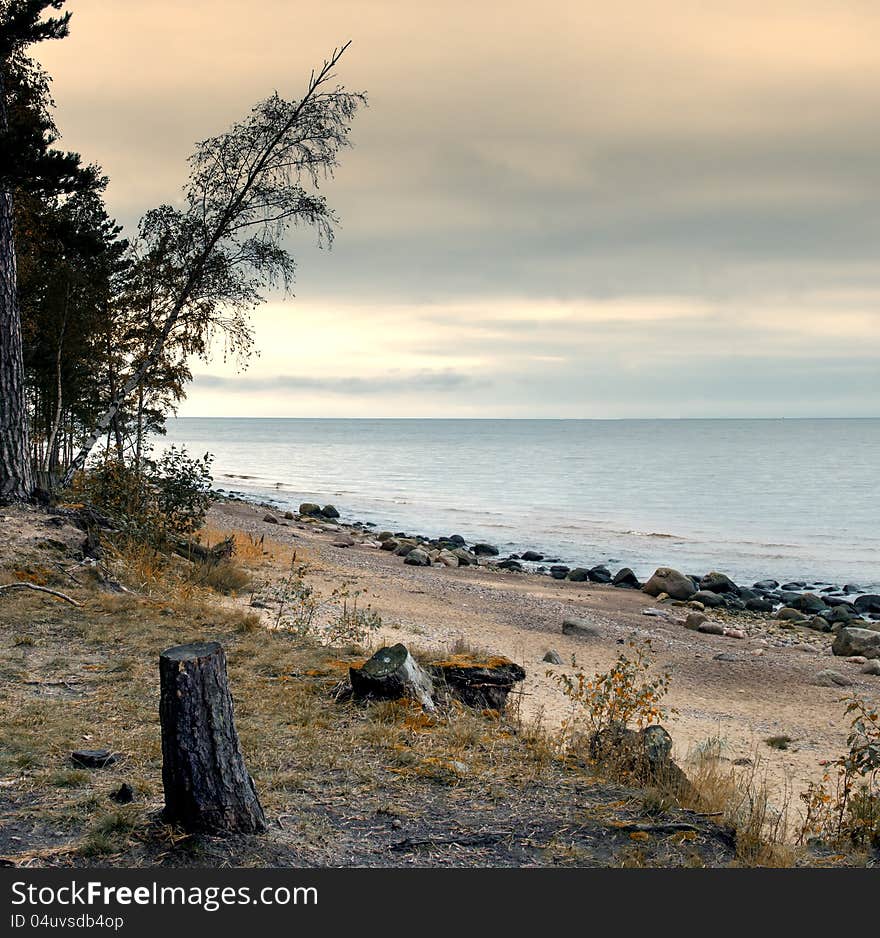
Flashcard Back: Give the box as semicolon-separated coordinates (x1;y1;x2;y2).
149;446;213;537
75;447;213;543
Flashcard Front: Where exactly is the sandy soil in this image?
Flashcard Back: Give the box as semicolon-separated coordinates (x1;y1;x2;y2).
211;499;880;808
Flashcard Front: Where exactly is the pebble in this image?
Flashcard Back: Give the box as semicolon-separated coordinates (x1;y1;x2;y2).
862;659;880;676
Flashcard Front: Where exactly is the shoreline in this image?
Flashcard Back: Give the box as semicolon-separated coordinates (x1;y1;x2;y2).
216;489;880;612
209;497;880;810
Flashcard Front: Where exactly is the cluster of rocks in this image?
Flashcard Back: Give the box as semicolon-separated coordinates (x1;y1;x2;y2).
642;567;879;622
640;565;880;664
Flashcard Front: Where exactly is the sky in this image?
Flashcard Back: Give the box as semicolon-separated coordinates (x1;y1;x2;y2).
37;0;880;418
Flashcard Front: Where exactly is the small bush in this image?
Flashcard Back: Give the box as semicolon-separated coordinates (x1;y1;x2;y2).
73;447;213;544
548;640;673;749
798;696;880;849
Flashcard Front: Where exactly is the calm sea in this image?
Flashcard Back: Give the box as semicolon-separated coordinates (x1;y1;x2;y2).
161;418;880;591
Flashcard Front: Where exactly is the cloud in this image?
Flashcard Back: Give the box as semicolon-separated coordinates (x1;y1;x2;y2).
33;1;880;416
192;369;487;396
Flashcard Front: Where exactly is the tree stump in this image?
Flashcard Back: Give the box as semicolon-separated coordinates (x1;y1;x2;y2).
429;656;526;712
349;643;435;711
159;641;266;833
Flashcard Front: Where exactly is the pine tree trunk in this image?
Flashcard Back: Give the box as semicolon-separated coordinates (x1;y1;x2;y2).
0;69;34;503
159;641;266;834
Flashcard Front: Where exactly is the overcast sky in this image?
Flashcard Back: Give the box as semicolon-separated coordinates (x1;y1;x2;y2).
37;0;880;417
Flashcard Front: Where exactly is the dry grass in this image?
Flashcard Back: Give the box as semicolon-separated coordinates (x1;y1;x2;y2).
682;740;795;866
199;523;300;571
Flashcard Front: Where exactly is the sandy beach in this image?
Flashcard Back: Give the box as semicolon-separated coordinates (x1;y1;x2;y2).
210;498;880;807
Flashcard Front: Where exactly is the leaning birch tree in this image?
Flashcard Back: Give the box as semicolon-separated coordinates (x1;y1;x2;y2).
63;42;364;486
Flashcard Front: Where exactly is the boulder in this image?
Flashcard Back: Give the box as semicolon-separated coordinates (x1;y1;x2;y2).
806;616;832;633
473;543;500;557
699;571;738;594
283;511;295;520
262;513;279;524
298;503;322;516
753;579;779;591
854;594;880;615
832;627;880;658
791;593;829;615
781;581;807;591
612;567;641;589
437;550;459;568
697;621;725;635
776;607;806;622
814;669;854;688
404;548;431;567
566;567;590;582
452;548;477;566
332;534;355;548
521;550;544;562
322;504;341;519
562;616;598;638
746;597;774;613
543;649;563;665
380;538;400;552
497;558;523;572
862;659;880;676
642;567;697;601
588;723;692;795
588;564;612;584
692;589;725;608
550;565;570;580
684;612;707;630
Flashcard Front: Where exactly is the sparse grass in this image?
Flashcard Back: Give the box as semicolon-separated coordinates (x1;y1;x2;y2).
684;742;794;867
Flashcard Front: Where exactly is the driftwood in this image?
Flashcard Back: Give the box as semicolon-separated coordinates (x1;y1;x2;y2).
171;536;235;564
350;643;435;711
0;582;81;606
159;641;265;833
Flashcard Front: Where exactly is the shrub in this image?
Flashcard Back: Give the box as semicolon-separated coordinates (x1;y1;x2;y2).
73;447;213;544
798;696;880;848
548;640;673;750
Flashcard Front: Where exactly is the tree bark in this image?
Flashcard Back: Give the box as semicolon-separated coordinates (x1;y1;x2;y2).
159;640;266;834
0;69;34;503
349;643;435;711
42;290;68;473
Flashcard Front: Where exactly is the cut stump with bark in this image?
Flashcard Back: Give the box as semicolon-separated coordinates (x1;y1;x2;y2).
159;641;265;834
349;643;435;711
429;656;526;712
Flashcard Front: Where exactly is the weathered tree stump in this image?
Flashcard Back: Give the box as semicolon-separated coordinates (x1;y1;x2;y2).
429;656;526;711
349;643;435;711
159;641;266;833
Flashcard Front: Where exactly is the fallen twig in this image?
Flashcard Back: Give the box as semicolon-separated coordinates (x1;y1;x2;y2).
0;583;82;606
